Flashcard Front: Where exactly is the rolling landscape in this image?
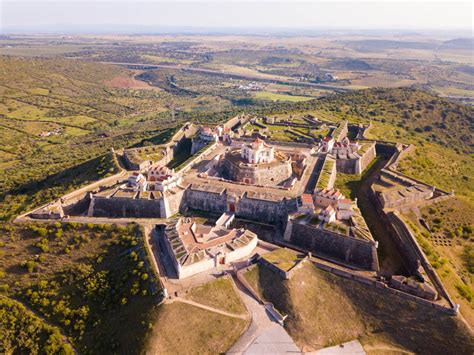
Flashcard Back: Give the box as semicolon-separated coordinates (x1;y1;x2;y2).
0;2;473;353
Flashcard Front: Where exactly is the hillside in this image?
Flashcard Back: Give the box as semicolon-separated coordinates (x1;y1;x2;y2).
0;222;159;353
245;262;474;353
315;88;473;154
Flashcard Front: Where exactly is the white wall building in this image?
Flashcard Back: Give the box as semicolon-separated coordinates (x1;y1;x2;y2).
241;138;274;164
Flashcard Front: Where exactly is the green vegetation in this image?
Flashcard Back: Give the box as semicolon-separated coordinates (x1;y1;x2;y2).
125;146;166;166
0;222;160;353
185;277;247;315
402;197;474;324
324;222;349;236
0;295;74;354
261;248;305;272
397;144;474;200
244;262;474;353
334;156;381;199
316;157;335;190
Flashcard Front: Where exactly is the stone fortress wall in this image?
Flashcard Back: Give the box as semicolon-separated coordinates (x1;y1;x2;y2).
367;142;457;310
287;222;379;271
220;154;292;186
91;195;165;218
124;122;199;170
335;141;377;174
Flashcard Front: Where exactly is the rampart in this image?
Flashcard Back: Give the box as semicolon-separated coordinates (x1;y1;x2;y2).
288;222;379;271
91;195;165;218
334;141;376;174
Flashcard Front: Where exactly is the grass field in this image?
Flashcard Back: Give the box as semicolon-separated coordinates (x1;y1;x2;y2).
254;91;314;102
261;248;305;272
185;277;247;315
401;199;474;325
244;263;474;353
146;302;247;354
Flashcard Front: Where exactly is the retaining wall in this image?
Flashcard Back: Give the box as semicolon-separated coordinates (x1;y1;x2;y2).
91;196;164;218
289;222;379;271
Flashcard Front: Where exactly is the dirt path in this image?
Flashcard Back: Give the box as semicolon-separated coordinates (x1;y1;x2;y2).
167;297;249;320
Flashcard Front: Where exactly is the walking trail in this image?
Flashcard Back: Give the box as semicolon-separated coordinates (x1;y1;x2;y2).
167;297;249;320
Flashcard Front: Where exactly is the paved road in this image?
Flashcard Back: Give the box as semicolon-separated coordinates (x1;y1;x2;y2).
228;277;301;354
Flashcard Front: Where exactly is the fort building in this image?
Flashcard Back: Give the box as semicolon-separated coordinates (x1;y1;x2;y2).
218;138;296;186
161;213;258;279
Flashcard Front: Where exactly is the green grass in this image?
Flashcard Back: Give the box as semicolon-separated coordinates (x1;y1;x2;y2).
261;248;304;272
334;156;381;199
185;277;247;315
316;158;335;190
402;201;474;326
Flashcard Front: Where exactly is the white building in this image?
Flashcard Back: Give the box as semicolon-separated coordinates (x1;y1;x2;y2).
241;138;274;164
163;213;258;279
128;173;147;192
318;205;336;223
314;188;343;208
321;136;335;153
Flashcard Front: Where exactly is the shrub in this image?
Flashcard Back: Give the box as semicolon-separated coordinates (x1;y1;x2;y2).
455;283;473;302
21;260;38;273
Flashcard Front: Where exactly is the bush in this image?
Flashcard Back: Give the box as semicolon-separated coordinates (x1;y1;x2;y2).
455;283;473;302
21;260;38;273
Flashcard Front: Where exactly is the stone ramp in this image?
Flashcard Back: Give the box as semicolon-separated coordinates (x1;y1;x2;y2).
228;275;300;354
314;340;366;355
241;326;301;354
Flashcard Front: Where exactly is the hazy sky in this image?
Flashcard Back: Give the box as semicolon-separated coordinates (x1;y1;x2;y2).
1;0;473;32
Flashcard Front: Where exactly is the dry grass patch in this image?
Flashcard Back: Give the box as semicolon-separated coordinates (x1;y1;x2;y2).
185;277;247;315
146;302;247;354
244;262;474;353
261;248;305;272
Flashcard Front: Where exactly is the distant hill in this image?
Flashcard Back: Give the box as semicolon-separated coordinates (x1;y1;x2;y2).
329;58;372;70
440;38;474;50
342;39;438;52
315;88;474;154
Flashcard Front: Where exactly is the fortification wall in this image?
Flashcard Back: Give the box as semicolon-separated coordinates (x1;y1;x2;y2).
164;189;186;217
289;222;379;271
91;196;164;218
184;189;228;214
368;186;420;273
359;143;377;172
222;158;292;185
388;211;456;307
334;142;376;174
235;196;296;226
335;158;358;174
314;261;457;315
179;258;215;279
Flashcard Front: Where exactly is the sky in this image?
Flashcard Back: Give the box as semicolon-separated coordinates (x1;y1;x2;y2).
1;0;473;33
